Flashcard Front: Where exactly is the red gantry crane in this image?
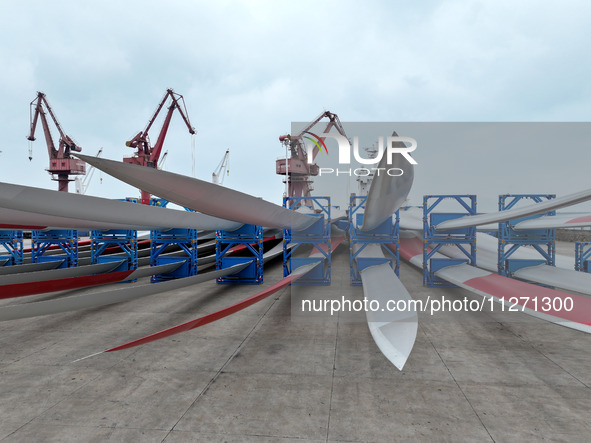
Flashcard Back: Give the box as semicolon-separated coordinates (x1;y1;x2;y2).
276;111;347;207
27;92;86;192
124;89;195;204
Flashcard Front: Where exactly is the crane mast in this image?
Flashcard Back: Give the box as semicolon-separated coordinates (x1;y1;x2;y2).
27;92;86;192
276;111;347;207
124;88;195;204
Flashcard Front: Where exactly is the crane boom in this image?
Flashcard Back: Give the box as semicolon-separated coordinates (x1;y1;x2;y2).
124;89;195;204
27;92;85;192
296;111;347;161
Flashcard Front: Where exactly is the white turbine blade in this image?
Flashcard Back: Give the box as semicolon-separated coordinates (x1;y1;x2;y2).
362;136;414;231
0;261;63;275
513;265;591;296
356;244;417;370
515;213;591;230
75;154;316;230
356;131;418;369
0;206;147;231
436;188;591;230
399;207;423;231
400;235;591;334
360;264;417;369
0;261;124;285
0;262;251;322
437;232;591;296
0;182;241;231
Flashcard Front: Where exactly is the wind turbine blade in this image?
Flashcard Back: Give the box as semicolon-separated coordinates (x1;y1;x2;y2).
514;213;591;230
75;154;316;230
436;188;591;230
0;262;250;322
0;182;240;231
74;239;343;358
362;132;414;231
356;244;418;370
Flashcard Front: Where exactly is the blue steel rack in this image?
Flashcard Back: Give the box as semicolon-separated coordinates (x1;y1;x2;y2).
32;230;79;268
283;196;332;285
216;224;264;285
349;195;399;286
423;195;477;287
150;228;197;282
150;198;169;207
575;241;591;273
497;194;555;277
0;231;23;266
90;230;138;274
123;197;169;207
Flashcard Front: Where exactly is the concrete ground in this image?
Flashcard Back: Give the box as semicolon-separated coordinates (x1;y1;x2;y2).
0;244;590;442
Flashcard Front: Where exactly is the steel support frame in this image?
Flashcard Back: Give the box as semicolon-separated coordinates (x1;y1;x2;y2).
216;224;263;285
497;194;556;277
121;196;168;207
283;196;332;285
423;195;477;287
0;231;23;266
575;241;591;273
150;198;169;207
150;228;197;282
349;195;399;286
91;230;138;275
32;230;79;268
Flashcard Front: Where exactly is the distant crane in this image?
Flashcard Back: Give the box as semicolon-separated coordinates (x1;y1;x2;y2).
212;149;230;185
27;92;86;192
158;151;169;170
124;88;195;204
75;148;103;194
277;111;347;207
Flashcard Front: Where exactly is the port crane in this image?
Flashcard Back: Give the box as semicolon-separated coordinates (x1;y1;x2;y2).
276;111;347;206
27;92;86;192
159;151;169;170
124;89;195;204
212;149;230;185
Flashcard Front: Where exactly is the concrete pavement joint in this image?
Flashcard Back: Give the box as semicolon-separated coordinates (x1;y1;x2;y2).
325;307;340;442
162;285;290;442
423;325;496;442
501;321;591;390
0;368;108;441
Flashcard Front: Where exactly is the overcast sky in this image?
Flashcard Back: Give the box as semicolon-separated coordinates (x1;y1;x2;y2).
1;1;590;212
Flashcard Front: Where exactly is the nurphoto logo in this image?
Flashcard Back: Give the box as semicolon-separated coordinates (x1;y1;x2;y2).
304;133;418;177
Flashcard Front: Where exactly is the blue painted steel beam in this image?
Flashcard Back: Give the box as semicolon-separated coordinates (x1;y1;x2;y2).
423;195;476;287
91;230;138;277
497;194;556;277
216;224;263;285
32;229;78;268
575;241;591;273
150;228;197;281
0;231;23;266
283;196;332;285
349;195;399;286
